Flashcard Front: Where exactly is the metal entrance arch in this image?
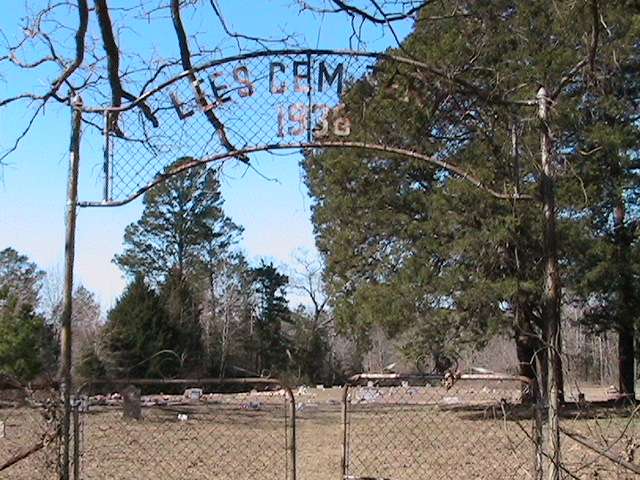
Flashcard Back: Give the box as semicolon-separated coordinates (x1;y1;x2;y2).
76;49;518;208
58;49;528;479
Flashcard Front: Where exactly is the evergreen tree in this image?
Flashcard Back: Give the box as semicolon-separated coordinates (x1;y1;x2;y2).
568;127;640;398
0;291;53;380
112;158;242;377
103;275;182;378
160;270;205;376
0;247;44;310
304;1;640;401
114;158;241;284
0;248;55;380
250;262;292;375
76;341;107;381
291;306;331;385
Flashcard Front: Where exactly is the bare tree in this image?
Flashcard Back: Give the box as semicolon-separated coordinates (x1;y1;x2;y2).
0;0;300;168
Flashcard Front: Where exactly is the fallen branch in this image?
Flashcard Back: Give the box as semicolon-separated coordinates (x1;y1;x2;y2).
0;430;59;473
560;426;640;475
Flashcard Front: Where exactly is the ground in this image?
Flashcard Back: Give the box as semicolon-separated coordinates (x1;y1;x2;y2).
1;383;638;479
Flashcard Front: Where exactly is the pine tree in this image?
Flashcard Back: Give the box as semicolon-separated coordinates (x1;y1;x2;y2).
304;1;640;402
565;84;640;399
0;291;52;380
114;158;241;284
103;275;182;378
0;248;55;380
250;262;292;375
0;247;44;310
160;270;205;376
112;158;243;377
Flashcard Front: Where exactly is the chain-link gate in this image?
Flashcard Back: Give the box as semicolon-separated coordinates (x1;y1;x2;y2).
341;373;536;480
72;378;295;480
0;379;60;480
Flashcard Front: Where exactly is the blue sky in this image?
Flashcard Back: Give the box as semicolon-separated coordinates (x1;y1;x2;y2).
0;1;411;312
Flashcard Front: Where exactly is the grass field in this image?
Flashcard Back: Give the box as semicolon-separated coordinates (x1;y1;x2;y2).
1;384;638;479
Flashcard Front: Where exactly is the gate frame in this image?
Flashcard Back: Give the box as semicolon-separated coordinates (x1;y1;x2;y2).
72;377;296;480
340;372;536;480
57;47;560;480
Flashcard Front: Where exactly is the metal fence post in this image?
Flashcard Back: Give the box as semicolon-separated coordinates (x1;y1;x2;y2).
59;94;82;480
340;383;351;480
284;386;297;480
72;401;81;480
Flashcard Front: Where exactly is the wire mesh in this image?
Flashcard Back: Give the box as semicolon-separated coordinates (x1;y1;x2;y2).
89;51;381;203
74;379;295;480
342;375;535;480
0;383;60;480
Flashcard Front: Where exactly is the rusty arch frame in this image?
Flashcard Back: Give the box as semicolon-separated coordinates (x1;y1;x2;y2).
76;48;532;208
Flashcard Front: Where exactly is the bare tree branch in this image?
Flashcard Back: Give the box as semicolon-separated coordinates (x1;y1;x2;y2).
94;0;159;135
561;426;640;475
208;0;296;50
169;0;248;163
49;0;88;97
327;0;427;24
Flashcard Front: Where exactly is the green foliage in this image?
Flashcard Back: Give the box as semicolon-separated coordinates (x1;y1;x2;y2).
160;270;205;376
76;342;107;380
111;158;244;378
103;275;183;378
0;292;52;380
304;1;640;380
114;158;242;284
290;307;332;385
250;261;292;374
0;248;55;380
0;247;44;310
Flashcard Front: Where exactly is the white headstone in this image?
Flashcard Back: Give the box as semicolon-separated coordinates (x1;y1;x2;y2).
184;388;203;401
0;420;5;438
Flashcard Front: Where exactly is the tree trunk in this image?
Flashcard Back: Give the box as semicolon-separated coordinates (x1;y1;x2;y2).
538;86;562;480
618;325;636;400
614;203;636;401
515;314;541;404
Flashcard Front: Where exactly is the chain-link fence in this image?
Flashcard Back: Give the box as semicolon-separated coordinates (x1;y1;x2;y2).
341;373;536;480
3;373;636;479
0;378;60;480
73;378;295;480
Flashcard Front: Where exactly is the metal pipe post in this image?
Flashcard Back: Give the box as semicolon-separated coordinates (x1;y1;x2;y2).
59;94;82;480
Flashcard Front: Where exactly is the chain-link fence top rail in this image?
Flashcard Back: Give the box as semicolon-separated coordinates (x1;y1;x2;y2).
0;380;60;480
81;50;386;205
342;374;535;480
74;378;295;480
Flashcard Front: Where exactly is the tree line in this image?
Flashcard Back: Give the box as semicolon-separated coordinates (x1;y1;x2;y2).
0;1;637;402
303;1;640;401
0;159;344;386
